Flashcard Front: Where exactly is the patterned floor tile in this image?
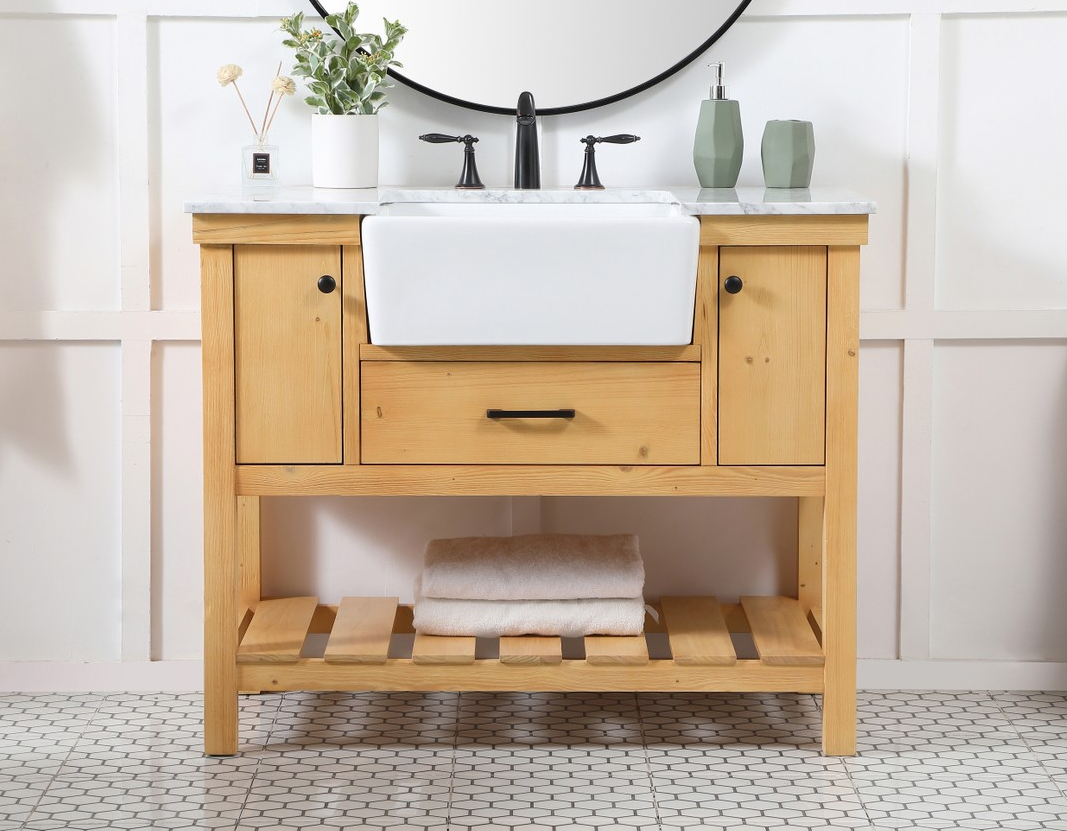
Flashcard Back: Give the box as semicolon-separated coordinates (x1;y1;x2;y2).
846;717;1067;831
995;691;1067;784
638;692;824;751
238;748;452;829
7;689;1067;828
0;693;100;778
23;770;249;830
649;745;871;829
54;691;281;778
854;690;1024;757
265;691;458;751
450;745;659;829
456;692;644;749
0;772;50;824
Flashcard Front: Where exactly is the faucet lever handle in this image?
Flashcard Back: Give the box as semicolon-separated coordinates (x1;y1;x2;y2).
420;132;468;144
419;133;485;189
575;134;641;190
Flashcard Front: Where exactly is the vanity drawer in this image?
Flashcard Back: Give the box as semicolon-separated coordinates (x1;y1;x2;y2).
360;361;700;465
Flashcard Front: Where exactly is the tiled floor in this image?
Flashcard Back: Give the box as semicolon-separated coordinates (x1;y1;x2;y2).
3;690;1067;830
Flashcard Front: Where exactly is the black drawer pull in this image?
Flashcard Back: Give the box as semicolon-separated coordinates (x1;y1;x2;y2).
486;409;576;420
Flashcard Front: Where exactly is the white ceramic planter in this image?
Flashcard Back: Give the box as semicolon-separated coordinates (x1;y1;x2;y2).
311;113;379;189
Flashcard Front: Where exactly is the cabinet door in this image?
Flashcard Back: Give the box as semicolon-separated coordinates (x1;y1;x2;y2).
234;245;342;464
718;246;826;465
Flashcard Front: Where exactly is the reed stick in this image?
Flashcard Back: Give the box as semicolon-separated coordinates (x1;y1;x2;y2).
260;61;282;139
230;81;259;136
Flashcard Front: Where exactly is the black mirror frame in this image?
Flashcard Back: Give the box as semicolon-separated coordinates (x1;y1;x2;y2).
306;0;751;116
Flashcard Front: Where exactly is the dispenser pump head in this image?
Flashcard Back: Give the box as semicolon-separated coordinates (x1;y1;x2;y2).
709;62;727;100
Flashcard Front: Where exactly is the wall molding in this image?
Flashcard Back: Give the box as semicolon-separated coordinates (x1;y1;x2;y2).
859;659;1067;691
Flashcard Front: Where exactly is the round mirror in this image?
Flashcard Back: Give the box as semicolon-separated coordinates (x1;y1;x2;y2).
307;1;751;115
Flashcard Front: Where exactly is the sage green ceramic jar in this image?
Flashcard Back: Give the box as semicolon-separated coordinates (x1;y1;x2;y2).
761;120;815;188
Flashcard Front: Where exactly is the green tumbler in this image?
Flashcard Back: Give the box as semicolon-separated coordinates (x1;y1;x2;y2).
761;120;815;188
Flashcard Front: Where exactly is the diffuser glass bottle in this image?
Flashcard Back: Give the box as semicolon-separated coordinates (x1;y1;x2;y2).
693;62;743;188
242;135;279;196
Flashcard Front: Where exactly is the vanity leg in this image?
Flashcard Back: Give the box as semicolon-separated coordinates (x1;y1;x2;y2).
202;244;240;756
797;497;824;627
237;496;262;696
821;246;860;756
238;496;261;612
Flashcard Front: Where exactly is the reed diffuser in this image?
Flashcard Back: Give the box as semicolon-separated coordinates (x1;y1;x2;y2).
217;63;295;193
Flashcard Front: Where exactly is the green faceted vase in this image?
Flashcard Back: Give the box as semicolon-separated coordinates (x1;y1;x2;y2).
693;99;743;188
761;120;815;188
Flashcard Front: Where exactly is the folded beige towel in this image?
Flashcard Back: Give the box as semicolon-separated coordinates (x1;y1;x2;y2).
420;533;643;601
412;593;647;638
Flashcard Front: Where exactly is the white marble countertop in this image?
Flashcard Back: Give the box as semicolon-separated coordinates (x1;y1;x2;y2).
185;186;876;216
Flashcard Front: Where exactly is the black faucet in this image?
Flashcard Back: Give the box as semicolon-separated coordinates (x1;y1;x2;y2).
514;91;540;189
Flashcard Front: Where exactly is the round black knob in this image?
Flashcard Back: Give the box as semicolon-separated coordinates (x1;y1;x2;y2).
317;275;336;294
724;275;744;294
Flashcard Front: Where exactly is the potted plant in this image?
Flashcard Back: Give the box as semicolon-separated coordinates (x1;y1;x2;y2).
281;3;406;188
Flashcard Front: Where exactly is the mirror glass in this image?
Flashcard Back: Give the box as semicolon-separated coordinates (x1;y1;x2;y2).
308;1;750;115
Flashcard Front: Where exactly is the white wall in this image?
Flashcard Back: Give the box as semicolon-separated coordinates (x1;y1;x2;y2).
2;0;1066;689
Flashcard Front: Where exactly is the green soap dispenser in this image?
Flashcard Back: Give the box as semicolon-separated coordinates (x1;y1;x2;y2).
693;62;743;188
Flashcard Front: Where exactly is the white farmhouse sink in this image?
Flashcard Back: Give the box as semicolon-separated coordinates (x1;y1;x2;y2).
360;194;700;346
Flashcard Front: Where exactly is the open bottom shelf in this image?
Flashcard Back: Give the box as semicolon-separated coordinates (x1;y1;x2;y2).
235;594;825;694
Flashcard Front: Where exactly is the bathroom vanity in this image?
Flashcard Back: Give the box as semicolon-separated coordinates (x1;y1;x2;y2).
187;186;873;757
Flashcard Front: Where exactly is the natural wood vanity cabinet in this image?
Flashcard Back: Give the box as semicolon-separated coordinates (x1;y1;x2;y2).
192;209;867;759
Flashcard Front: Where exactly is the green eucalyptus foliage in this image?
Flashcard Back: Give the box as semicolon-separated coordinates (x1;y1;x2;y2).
280;3;406;115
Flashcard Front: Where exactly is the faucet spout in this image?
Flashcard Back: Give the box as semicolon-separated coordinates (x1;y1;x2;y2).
514;91;540;189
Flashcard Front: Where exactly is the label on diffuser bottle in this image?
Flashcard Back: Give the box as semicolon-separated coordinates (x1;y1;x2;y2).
252;152;271;175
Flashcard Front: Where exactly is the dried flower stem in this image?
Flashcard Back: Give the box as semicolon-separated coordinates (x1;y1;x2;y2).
230;80;259;136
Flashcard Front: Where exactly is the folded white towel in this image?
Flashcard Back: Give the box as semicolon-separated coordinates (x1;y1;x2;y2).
412;593;647;638
420;533;643;601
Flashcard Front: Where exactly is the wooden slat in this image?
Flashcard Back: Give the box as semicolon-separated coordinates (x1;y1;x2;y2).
500;637;563;665
741;596;824;667
699;214;868;246
192;213;361;244
237;597;318;664
240;657;824;693
661;597;736;666
411;633;476;665
324;597;398;664
720;603;750;633
359;344;700;362
584;636;649;665
236;463;826;497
